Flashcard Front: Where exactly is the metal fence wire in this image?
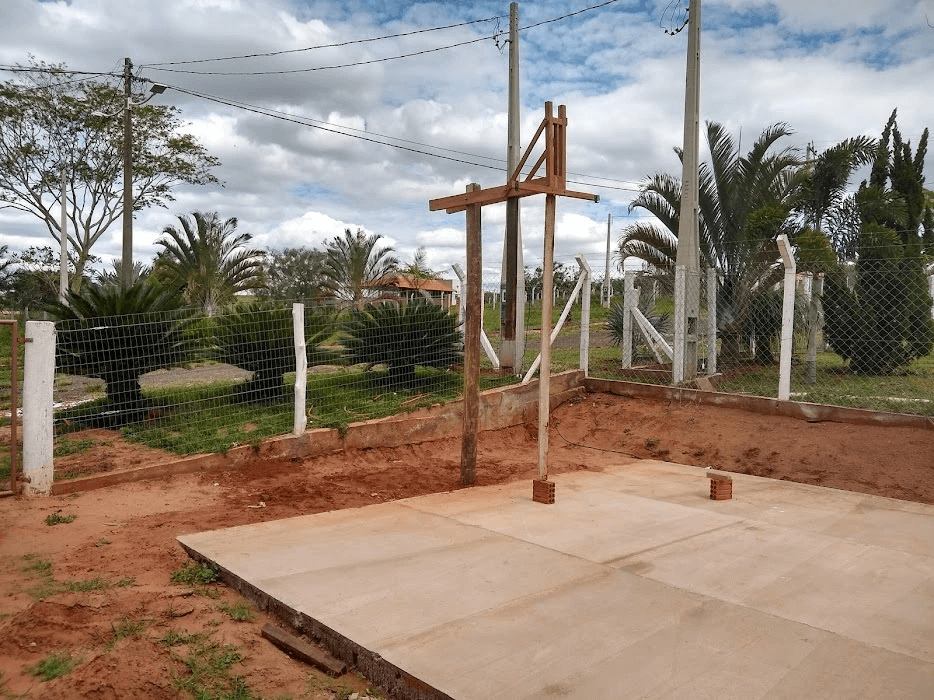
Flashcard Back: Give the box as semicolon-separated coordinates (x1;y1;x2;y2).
44;238;934;462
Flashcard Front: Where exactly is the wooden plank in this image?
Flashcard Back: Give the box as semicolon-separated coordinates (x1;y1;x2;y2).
509;115;547;182
261;624;347;677
461;183;481;486
538;193;556;480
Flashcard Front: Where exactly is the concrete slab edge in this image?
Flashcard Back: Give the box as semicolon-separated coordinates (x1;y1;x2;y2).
178;542;456;700
584;377;934;431
51;371;585;495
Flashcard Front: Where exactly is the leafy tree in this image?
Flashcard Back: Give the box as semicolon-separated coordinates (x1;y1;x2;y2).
48;279;192;425
322;228;398;306
259;246;328;300
343;301;462;389
214;301;335;402
0;245;98;319
618;122;802;366
155;211;265;315
0;60;219;283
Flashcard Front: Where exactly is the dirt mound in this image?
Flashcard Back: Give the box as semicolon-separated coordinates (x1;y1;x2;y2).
1;392;932;698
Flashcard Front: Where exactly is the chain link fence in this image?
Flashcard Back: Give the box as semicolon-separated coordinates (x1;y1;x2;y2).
588;237;934;417
38;237;934;467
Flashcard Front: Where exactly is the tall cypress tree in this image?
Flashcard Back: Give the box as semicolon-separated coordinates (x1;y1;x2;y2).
824;110;934;374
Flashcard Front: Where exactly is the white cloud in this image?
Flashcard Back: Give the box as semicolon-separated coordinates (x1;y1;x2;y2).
0;0;931;281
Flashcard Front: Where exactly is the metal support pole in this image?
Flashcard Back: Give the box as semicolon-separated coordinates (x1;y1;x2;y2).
462;184;482;486
121;57;133;288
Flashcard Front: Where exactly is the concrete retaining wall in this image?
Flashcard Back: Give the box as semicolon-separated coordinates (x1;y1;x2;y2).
52;370;585;495
584;377;934;431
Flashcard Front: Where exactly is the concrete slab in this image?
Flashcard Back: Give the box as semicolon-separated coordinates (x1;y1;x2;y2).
179;461;934;699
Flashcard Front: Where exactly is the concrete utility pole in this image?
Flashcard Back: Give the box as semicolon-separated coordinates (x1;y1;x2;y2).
121;57;134;289
673;0;701;384
500;1;525;372
602;213;612;307
59;168;68;301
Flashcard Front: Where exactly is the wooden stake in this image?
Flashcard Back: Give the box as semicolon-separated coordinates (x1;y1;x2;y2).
461;184;482;486
538;194;556;480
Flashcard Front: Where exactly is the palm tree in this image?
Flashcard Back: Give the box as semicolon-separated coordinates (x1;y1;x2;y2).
155;212;265;315
322;228;398;307
618;122;802;366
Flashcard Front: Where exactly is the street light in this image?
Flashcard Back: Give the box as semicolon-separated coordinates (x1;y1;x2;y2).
92;57;167;288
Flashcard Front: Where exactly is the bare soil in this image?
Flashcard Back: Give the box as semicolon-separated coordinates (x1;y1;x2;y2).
1;392;933;699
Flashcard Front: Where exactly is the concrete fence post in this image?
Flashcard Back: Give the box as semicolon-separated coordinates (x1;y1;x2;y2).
672;265;687;384
706;267;718;375
777;235;796;401
22;321;55;495
576;254;591;376
622;272;635;368
292;303;307;436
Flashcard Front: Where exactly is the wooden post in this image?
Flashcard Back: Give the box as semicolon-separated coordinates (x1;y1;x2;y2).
461;184;482;486
538;194;556;482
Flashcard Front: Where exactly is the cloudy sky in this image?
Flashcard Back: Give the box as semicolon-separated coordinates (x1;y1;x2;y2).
1;0;933;286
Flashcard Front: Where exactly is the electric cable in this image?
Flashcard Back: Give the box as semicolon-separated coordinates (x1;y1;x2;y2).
143;0;628;76
141;16;502;67
158;82;643;193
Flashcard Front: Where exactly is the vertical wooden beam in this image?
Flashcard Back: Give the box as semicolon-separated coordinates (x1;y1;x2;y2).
462;183;482;486
557;104;567;189
544;102;554;190
538;194;556;481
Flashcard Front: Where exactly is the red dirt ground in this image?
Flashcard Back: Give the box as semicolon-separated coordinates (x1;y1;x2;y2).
1;391;933;699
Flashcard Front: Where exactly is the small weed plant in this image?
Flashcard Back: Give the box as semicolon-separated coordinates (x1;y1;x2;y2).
171;561;220;587
44;513;77;526
25;651;79;682
218;599;256;622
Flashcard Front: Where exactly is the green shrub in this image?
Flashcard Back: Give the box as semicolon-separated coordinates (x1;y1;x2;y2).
213;302;335;403
343;301;462;389
48;280;193;426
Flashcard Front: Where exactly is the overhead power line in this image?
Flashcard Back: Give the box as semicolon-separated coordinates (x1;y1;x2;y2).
140;16;502;67
158;82;642;193
0;65;117;78
143;35;491;75
143;0;626;76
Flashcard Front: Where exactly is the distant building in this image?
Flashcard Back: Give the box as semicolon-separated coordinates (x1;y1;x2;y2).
365;275;455;309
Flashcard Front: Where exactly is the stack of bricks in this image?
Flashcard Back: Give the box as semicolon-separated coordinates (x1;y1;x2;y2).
708;474;733;500
532;478;555;504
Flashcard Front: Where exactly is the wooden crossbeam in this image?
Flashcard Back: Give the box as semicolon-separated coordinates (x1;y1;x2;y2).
428;102;596;214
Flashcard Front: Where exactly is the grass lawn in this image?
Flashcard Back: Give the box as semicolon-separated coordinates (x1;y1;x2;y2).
54;365;519;458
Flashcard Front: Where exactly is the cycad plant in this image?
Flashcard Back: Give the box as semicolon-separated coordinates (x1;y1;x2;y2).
49;279;192;424
618;122;802;367
343;301;462;389
214;301;335;402
155;211;265;315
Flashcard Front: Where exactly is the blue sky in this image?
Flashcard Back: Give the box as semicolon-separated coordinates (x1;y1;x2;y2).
1;0;933;285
